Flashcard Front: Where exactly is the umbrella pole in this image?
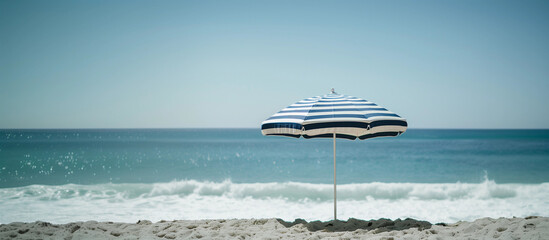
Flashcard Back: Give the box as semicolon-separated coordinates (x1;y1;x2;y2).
333;132;337;220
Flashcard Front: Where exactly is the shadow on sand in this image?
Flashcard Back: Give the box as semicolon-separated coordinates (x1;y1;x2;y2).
276;218;432;233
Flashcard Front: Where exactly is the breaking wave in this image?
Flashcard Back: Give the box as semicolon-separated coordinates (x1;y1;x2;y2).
1;178;548;224
1;178;537;201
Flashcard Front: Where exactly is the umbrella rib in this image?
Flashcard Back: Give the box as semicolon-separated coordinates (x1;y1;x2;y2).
352;96;369;137
300;96;322;136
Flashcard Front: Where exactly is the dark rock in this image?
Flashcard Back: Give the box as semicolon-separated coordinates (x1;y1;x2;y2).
67;224;80;233
276;218;307;228
277;218;432;233
35;221;52;227
524;223;535;229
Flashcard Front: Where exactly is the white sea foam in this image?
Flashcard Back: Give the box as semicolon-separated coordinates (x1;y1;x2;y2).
1;179;548;224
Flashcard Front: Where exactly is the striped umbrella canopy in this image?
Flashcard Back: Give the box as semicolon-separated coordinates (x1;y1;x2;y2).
260;89;407;220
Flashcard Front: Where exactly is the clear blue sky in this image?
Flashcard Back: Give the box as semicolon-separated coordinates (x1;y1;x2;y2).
1;0;548;129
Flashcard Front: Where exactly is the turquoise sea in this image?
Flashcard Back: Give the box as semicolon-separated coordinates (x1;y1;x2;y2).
1;129;548;223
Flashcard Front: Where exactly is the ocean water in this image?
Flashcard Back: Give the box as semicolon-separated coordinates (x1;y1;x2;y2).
0;129;548;224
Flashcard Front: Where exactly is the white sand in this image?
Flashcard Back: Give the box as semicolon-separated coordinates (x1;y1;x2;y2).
1;217;547;239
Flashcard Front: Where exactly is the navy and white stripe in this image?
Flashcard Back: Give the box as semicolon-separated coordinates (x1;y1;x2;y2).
261;92;407;140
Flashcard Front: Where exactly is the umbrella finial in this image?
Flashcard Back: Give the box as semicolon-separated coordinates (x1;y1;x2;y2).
331;88;337;94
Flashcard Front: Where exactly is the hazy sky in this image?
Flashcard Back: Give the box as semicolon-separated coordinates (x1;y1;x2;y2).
1;0;548;129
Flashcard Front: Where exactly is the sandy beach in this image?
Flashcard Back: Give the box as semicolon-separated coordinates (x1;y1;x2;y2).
1;216;547;239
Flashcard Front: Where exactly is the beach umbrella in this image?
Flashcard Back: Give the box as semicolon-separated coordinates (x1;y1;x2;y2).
261;88;407;220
